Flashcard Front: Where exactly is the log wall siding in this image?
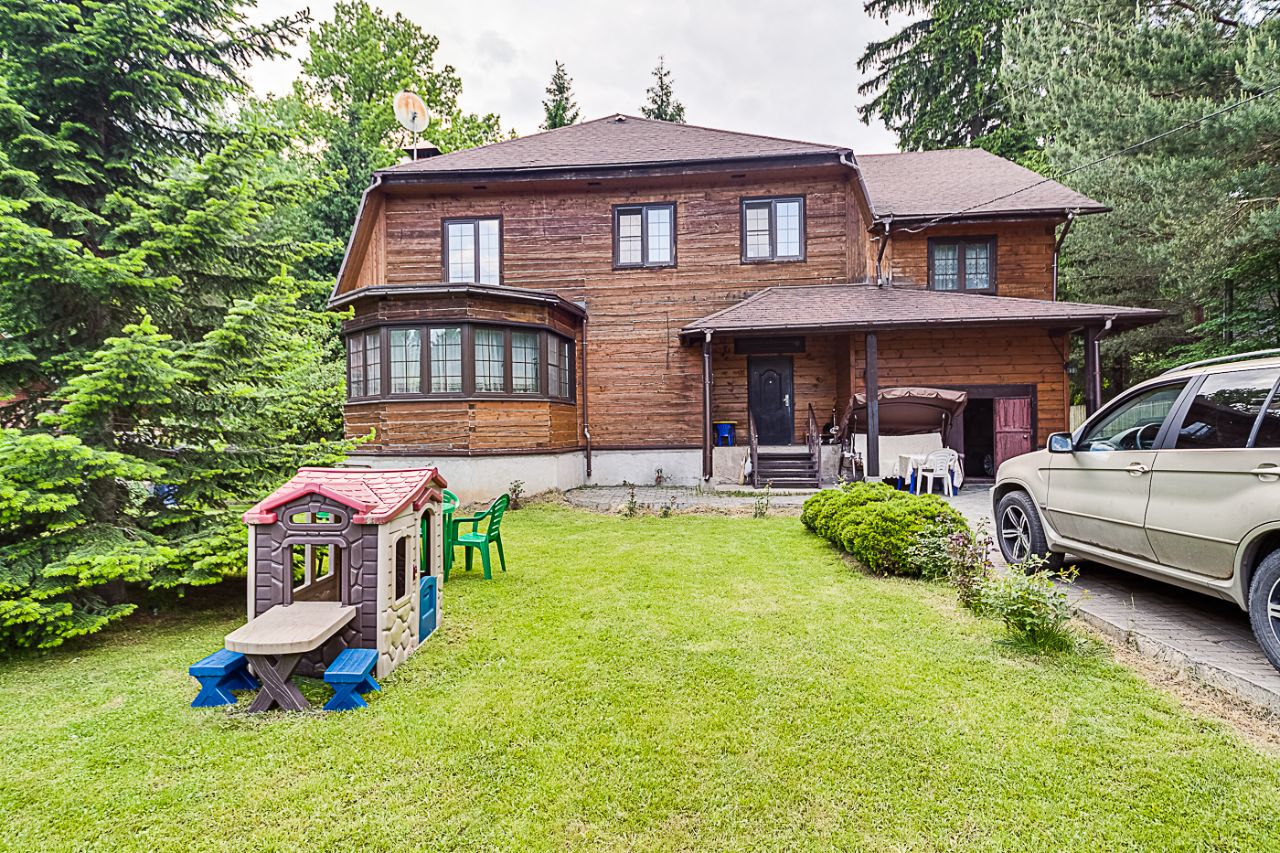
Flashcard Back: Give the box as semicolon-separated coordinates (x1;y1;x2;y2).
346;399;579;452
342;294;579;338
885;221;1060;299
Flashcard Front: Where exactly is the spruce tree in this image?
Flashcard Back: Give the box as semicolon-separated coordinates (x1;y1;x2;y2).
0;1;348;649
541;61;582;130
640;57;687;123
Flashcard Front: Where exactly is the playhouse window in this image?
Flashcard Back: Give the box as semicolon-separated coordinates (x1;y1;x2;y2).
289;543;342;603
287;511;343;526
394;535;410;601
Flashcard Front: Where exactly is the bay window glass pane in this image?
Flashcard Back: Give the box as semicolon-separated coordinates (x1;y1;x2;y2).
617;211;642;265
389;328;421;394
932;243;959;290
512;331;540;394
558;339;572;397
646;206;672;264
446;222;475;283
430;327;462;392
474;328;506;392
775;200;801;257
477;219;500;284
548;337;564;398
745;203;771;259
347;336;365;397
964;243;991;290
363;330;381;396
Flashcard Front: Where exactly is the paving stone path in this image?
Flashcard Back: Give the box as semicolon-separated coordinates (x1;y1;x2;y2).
566;484;1280;715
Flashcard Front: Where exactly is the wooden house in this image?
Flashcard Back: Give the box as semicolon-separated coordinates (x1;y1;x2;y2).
331;115;1163;497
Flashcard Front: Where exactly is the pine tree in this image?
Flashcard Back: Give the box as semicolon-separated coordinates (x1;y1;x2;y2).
857;0;1035;159
0;1;349;649
640;57;687;123
1003;0;1280;380
541;61;581;130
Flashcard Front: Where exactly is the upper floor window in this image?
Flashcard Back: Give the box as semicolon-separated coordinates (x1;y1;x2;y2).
741;197;804;262
347;330;381;398
929;237;996;292
614;203;675;268
445;218;501;285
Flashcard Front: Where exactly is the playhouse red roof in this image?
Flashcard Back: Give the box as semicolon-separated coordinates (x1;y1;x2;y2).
242;467;448;525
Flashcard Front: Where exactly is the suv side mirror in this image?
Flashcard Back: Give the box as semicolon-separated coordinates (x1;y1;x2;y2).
1047;432;1074;453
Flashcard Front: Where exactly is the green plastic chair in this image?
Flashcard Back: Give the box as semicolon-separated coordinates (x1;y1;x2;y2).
448;494;508;581
437;489;459;577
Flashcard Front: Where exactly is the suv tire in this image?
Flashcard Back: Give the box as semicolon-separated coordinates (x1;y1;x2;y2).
1248;550;1280;671
995;490;1064;571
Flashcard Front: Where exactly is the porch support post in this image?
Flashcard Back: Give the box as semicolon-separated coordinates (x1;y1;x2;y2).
865;331;880;478
1083;325;1101;415
702;331;713;481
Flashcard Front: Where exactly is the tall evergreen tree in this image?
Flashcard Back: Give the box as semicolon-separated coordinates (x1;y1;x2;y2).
857;0;1036;159
0;1;347;649
1004;0;1280;383
290;0;507;264
640;56;686;123
541;61;581;130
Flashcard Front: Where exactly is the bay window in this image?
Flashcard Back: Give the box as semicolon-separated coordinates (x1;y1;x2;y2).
346;323;573;401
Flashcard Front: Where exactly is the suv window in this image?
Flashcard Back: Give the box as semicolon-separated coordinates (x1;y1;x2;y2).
1173;366;1280;450
1079;383;1187;451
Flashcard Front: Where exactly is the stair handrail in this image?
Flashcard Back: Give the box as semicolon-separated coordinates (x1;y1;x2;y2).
806;403;820;484
748;409;760;489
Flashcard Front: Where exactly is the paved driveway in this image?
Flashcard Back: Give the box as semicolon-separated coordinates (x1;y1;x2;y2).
953;485;1280;714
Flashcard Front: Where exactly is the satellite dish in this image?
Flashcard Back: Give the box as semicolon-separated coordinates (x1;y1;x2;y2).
394;91;429;133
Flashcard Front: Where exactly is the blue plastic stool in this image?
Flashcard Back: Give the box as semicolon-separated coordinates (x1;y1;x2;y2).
323;648;380;711
189;649;259;707
713;422;736;447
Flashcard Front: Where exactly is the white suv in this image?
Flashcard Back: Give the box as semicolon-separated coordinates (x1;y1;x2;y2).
993;352;1280;670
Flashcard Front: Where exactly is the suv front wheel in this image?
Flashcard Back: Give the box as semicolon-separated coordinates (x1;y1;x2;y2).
1247;550;1280;671
995;490;1064;570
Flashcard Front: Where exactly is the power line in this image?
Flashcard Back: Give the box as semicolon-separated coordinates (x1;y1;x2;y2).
893;81;1280;235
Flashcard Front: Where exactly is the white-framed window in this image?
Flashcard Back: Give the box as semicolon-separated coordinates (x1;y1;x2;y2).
741;197;804;262
445;218;501;284
614;203;676;268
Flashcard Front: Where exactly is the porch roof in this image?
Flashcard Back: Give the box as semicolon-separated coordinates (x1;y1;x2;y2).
679;282;1166;342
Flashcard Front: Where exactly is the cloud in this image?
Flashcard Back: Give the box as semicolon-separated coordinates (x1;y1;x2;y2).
245;0;904;153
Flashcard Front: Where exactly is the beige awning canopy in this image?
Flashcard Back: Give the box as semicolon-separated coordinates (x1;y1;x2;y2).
842;386;968;437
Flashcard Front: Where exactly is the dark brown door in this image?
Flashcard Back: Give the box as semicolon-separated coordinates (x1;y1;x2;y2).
748;356;793;445
994;396;1033;469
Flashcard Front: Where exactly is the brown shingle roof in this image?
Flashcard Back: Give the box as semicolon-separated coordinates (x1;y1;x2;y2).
857;149;1107;222
382;114;849;176
680;283;1164;340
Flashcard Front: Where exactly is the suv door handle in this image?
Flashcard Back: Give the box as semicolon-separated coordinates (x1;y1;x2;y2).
1251;464;1280;480
1126;462;1150;476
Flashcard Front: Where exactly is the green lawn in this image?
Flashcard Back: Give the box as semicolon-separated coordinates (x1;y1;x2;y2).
2;505;1279;851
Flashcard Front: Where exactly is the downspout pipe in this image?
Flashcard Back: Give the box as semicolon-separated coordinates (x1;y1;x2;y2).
1051;210;1076;302
580;309;591;478
702;330;714;481
874;217;892;286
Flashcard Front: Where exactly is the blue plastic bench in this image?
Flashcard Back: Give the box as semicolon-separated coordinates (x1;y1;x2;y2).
189;649;260;707
323;647;380;711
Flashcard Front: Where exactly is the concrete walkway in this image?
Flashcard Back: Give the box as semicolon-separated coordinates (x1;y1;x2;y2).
565;483;1280;716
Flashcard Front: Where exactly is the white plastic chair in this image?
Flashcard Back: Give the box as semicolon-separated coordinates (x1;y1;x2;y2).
916;449;960;495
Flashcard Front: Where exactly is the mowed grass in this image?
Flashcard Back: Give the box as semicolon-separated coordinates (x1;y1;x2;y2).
2;505;1279;852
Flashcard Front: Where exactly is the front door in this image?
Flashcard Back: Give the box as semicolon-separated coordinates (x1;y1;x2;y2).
1045;381;1188;559
994;396;1033;468
748;356;793;445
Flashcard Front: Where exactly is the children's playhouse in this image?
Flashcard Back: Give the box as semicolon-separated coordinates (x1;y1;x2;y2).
238;466;448;681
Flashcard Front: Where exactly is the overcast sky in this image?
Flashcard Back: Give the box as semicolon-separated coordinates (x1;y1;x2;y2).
249;0;905;154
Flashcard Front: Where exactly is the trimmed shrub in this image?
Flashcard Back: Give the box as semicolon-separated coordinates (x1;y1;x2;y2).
802;482;969;577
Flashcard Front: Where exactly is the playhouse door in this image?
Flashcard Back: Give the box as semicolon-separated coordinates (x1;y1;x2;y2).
419;575;439;640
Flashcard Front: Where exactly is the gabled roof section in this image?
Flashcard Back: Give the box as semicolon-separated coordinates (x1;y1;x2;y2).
381;114;851;177
680;283;1165;341
857;149;1108;223
243;467;448;525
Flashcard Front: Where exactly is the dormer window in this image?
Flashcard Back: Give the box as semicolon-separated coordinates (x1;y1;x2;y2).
741;196;805;262
444;218;501;284
613;203;675;268
929;237;996;292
